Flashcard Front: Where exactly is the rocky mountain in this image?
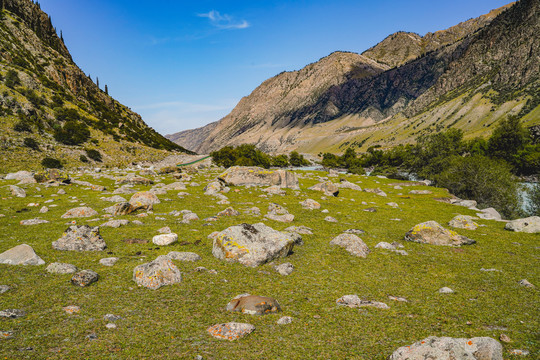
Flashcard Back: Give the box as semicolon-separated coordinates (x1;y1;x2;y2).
169;0;538;155
0;0;191;171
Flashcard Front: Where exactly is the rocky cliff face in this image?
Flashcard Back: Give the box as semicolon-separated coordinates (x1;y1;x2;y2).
169;1;538;154
0;0;190;170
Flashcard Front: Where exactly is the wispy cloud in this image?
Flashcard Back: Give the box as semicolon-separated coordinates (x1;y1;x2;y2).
198;10;250;30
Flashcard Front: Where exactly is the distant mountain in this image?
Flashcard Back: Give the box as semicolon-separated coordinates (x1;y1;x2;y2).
0;0;191;171
168;0;538;155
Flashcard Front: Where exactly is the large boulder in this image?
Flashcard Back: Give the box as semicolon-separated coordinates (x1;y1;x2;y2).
504;216;540;233
330;233;370;258
388;336;503;360
61;207;98;219
211;223;295;267
218;166;299;189
0;244;45;265
309;181;339;197
405;221;476;246
226;294;281;315
129;191;160;210
52;225;106;251
133;256;182;290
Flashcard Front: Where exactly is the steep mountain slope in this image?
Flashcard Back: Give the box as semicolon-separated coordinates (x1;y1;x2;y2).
0;0;191;171
169;1;538;155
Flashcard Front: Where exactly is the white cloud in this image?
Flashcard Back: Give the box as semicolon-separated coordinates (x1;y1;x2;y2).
197;10;250;30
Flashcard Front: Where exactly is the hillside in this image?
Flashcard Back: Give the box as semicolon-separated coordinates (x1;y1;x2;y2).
0;0;191;172
168;1;539;154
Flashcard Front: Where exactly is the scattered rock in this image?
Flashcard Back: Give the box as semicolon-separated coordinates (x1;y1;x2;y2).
103;314;122;322
388;296;408;302
330;233;370;258
166;251;201;262
52;226;106;251
63;305;80;314
338;180;362;191
277;316;293;325
324;216;338;223
163;182;187;191
207;322;255;341
449;215;478;230
0;331;13;339
226;294;281;315
217;207;240;217
409;190;432;195
204;181;225;195
39;206;48;213
5;171;33;181
71;270;99;287
336;295;389;309
0;309;26;318
439;287;454;294
9;185;26;198
263;185;285;195
518;279;534;288
129;191;160;210
61;207;98;219
505;216;540;233
477;208;503;221
0;285;10;294
386;202;399;208
364;188;387;197
300;199;321;210
46;262;78;274
245;207;261;216
499;334;511;343
0;244;45;265
344;229;365;235
20;218;49;225
218;166;299;189
133;256;182;290
152;233;178;246
265;213;295;223
99;257;119;266
116;174;153;185
509;349;530;356
274;262;294;276
284;225;313;235
405;221;475;246
101;219;129;228
211;223;295;267
388;336;503;360
309;181;339;197
106;323;117;329
375;242;396;250
102;195;127;203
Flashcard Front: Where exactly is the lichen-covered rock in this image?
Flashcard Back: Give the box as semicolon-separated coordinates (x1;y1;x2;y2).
504;216;540;233
409;189;432;195
265;213;295;223
102;195;127;203
52;225;106;251
207;322;255;341
284;225;313;235
330;233;370;258
388;336;503;360
218;166;299;189
476;207;502;221
309;181;339;197
129;191;160;210
226;294;281;315
46;262;78;274
211;223;295;267
71;270;99;287
0;244;45;265
405;221;476;246
133;256;182;290
300;199;321;210
5;170;33;181
336;295;389;309
449;215;478;230
61;207;98;219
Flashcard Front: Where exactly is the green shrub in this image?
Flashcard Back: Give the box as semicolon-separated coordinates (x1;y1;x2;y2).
13;120;32;133
435;155;520;218
289;151;310;167
86;149;102;162
41;157;63;169
23;137;39;151
488;116;530;163
210;144;271;169
271;154;289;168
4;70;20;88
53;121;91;145
79;155;89;163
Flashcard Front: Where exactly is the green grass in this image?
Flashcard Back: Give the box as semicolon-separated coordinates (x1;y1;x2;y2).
0;169;538;359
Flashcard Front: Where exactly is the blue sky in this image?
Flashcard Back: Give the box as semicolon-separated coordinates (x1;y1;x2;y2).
39;0;512;135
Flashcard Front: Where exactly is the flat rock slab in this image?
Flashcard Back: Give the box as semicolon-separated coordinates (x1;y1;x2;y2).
388;336;503;360
336;295;389;309
264;213;294;223
505;216;540;233
61;207;98;218
0;244;45;265
53;225;106;251
71;270;99;287
46;262;78;274
284;225;313;235
133;256;182;290
405;221;475;246
338;181;362;191
330;234;370;258
226;294;281;315
207;322;255;341
218;166;299;189
211;223;295;267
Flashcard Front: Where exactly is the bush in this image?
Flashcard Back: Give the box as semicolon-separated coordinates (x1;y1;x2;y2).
86;149;102;162
210;144;271;169
435;155;520;218
53;121;91;145
526;184;540;216
41;157;62;169
271;154;289;168
289;151;310;167
79;155;89;163
488;116;530;163
23;137;39;151
4;70;20;88
13;120;32;133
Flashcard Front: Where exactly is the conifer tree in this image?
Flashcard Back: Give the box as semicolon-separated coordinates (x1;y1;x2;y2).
105;85;108;95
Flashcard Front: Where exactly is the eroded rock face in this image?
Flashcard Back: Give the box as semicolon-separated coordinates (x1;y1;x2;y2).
52;226;106;251
504;216;540;233
207;322;255;341
405;221;475;246
211;223;295;267
309;182;339;197
0;244;45;265
330;233;370;258
133;256;182;290
226;294;281;315
218;166;299;189
387;336;503;360
61;207;98;219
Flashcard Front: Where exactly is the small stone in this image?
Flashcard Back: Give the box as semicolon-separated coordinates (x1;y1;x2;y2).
157;226;171;234
46;262;78;274
61;207;98;219
99;257;118;267
63;306;80;314
20;218;49;226
9;185;26;198
509;349;530;356
166;251;201;262
324;216;338;223
105;323;117;329
217;207;240;217
207;322;255;341
101;219;129;228
0;285;10;294
499;334;511;343
388;295;408;302
86;333;98;340
277;316;293;325
336;295;389;309
0;331;14;339
0;309;26;318
71;270;99;287
330;233;370;258
226;294;281;315
300;199;321;210
53;225;106;251
274;262;294;276
152;233;178;246
518;279;534;288
39;206;49;213
409;190;432;195
133;256;182;290
438;287;454;294
103;314;122;322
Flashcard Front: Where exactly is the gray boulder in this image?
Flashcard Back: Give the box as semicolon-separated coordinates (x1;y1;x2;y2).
204;181;224;195
388;336;503;360
0;309;26;318
71;270;99;287
309;181;339;197
129;191;160;210
338;180;362;191
505;216;540;233
405;221;475;246
218;166;299;189
99;257;119;266
20;218;49;225
211;223;295;267
5;171;33;181
274;262;294;276
133;256;182;290
0;285;10;294
101;219;129;228
52;225;106;251
284;225;313;235
330;233;370;258
0;244;45;265
152;233;178;246
9;185;26;198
